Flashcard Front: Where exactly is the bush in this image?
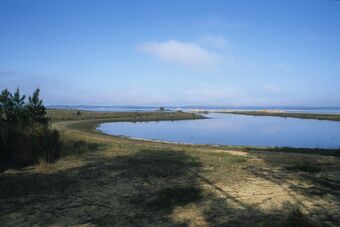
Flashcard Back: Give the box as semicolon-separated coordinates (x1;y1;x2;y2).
0;123;61;170
0;88;60;171
59;139;101;156
39;128;61;163
285;162;321;173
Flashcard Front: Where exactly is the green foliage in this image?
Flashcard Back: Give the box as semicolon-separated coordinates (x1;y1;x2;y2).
60;139;101;156
10;88;26;124
285;162;321;173
0;89;14;121
0;88;59;170
27;88;49;127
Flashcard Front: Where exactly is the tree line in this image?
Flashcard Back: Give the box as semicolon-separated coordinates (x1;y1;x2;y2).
0;88;60;170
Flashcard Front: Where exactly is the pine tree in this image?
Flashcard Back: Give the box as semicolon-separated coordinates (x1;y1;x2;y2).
11;88;26;108
9;88;26;124
0;88;60;167
27;88;49;128
0;89;13;122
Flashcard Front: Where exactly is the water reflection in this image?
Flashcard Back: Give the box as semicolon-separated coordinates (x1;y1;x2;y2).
97;113;340;148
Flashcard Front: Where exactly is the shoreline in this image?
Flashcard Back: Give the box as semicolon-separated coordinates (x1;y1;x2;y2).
66;117;340;157
49;109;340;156
206;110;340;121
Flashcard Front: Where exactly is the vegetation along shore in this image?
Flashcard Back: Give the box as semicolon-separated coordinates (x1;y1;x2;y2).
214;110;340;122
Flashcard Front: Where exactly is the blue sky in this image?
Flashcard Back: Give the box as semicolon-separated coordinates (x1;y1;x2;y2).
0;0;339;106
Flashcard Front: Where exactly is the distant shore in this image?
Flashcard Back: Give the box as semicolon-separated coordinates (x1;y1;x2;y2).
47;109;206;122
194;110;340;122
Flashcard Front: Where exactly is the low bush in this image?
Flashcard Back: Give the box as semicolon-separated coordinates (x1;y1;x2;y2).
0;88;60;171
285;162;321;173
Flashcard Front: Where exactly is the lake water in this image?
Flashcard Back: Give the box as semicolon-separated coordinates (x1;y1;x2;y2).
97;113;340;149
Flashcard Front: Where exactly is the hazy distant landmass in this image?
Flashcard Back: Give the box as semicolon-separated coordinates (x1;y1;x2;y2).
47;105;340;113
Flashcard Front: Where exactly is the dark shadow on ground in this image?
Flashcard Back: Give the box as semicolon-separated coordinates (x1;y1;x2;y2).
0;147;328;226
243;152;340;226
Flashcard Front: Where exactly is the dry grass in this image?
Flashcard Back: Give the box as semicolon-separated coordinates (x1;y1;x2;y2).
1;116;340;226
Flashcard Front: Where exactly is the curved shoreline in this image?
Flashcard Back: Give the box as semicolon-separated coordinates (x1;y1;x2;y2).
61;117;340;157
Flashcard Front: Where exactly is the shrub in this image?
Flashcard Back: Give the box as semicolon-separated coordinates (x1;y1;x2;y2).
0;88;60;171
285;162;321;173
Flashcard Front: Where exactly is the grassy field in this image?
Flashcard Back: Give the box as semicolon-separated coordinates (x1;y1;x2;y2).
1;110;340;226
47;109;205;122
216;110;340;121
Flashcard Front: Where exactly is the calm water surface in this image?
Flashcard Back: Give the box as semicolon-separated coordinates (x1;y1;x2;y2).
97;113;340;148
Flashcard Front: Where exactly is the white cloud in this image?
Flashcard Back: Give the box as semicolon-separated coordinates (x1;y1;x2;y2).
138;40;223;69
200;35;230;49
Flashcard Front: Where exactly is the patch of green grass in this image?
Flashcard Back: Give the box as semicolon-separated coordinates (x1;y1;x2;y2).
60;139;106;156
194;151;248;167
285;162;321;173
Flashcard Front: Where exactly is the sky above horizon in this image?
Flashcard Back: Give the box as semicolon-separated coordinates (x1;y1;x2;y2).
0;0;339;106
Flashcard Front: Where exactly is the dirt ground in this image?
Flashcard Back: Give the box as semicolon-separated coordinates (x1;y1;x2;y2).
1;120;340;226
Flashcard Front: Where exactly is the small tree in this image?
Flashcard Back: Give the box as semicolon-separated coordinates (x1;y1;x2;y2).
0;92;3;119
11;88;25;109
159;107;165;111
0;89;13;121
10;88;26;124
26;88;49;128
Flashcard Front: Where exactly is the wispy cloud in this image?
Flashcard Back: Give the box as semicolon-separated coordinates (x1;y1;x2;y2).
200;35;230;49
138;40;223;69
